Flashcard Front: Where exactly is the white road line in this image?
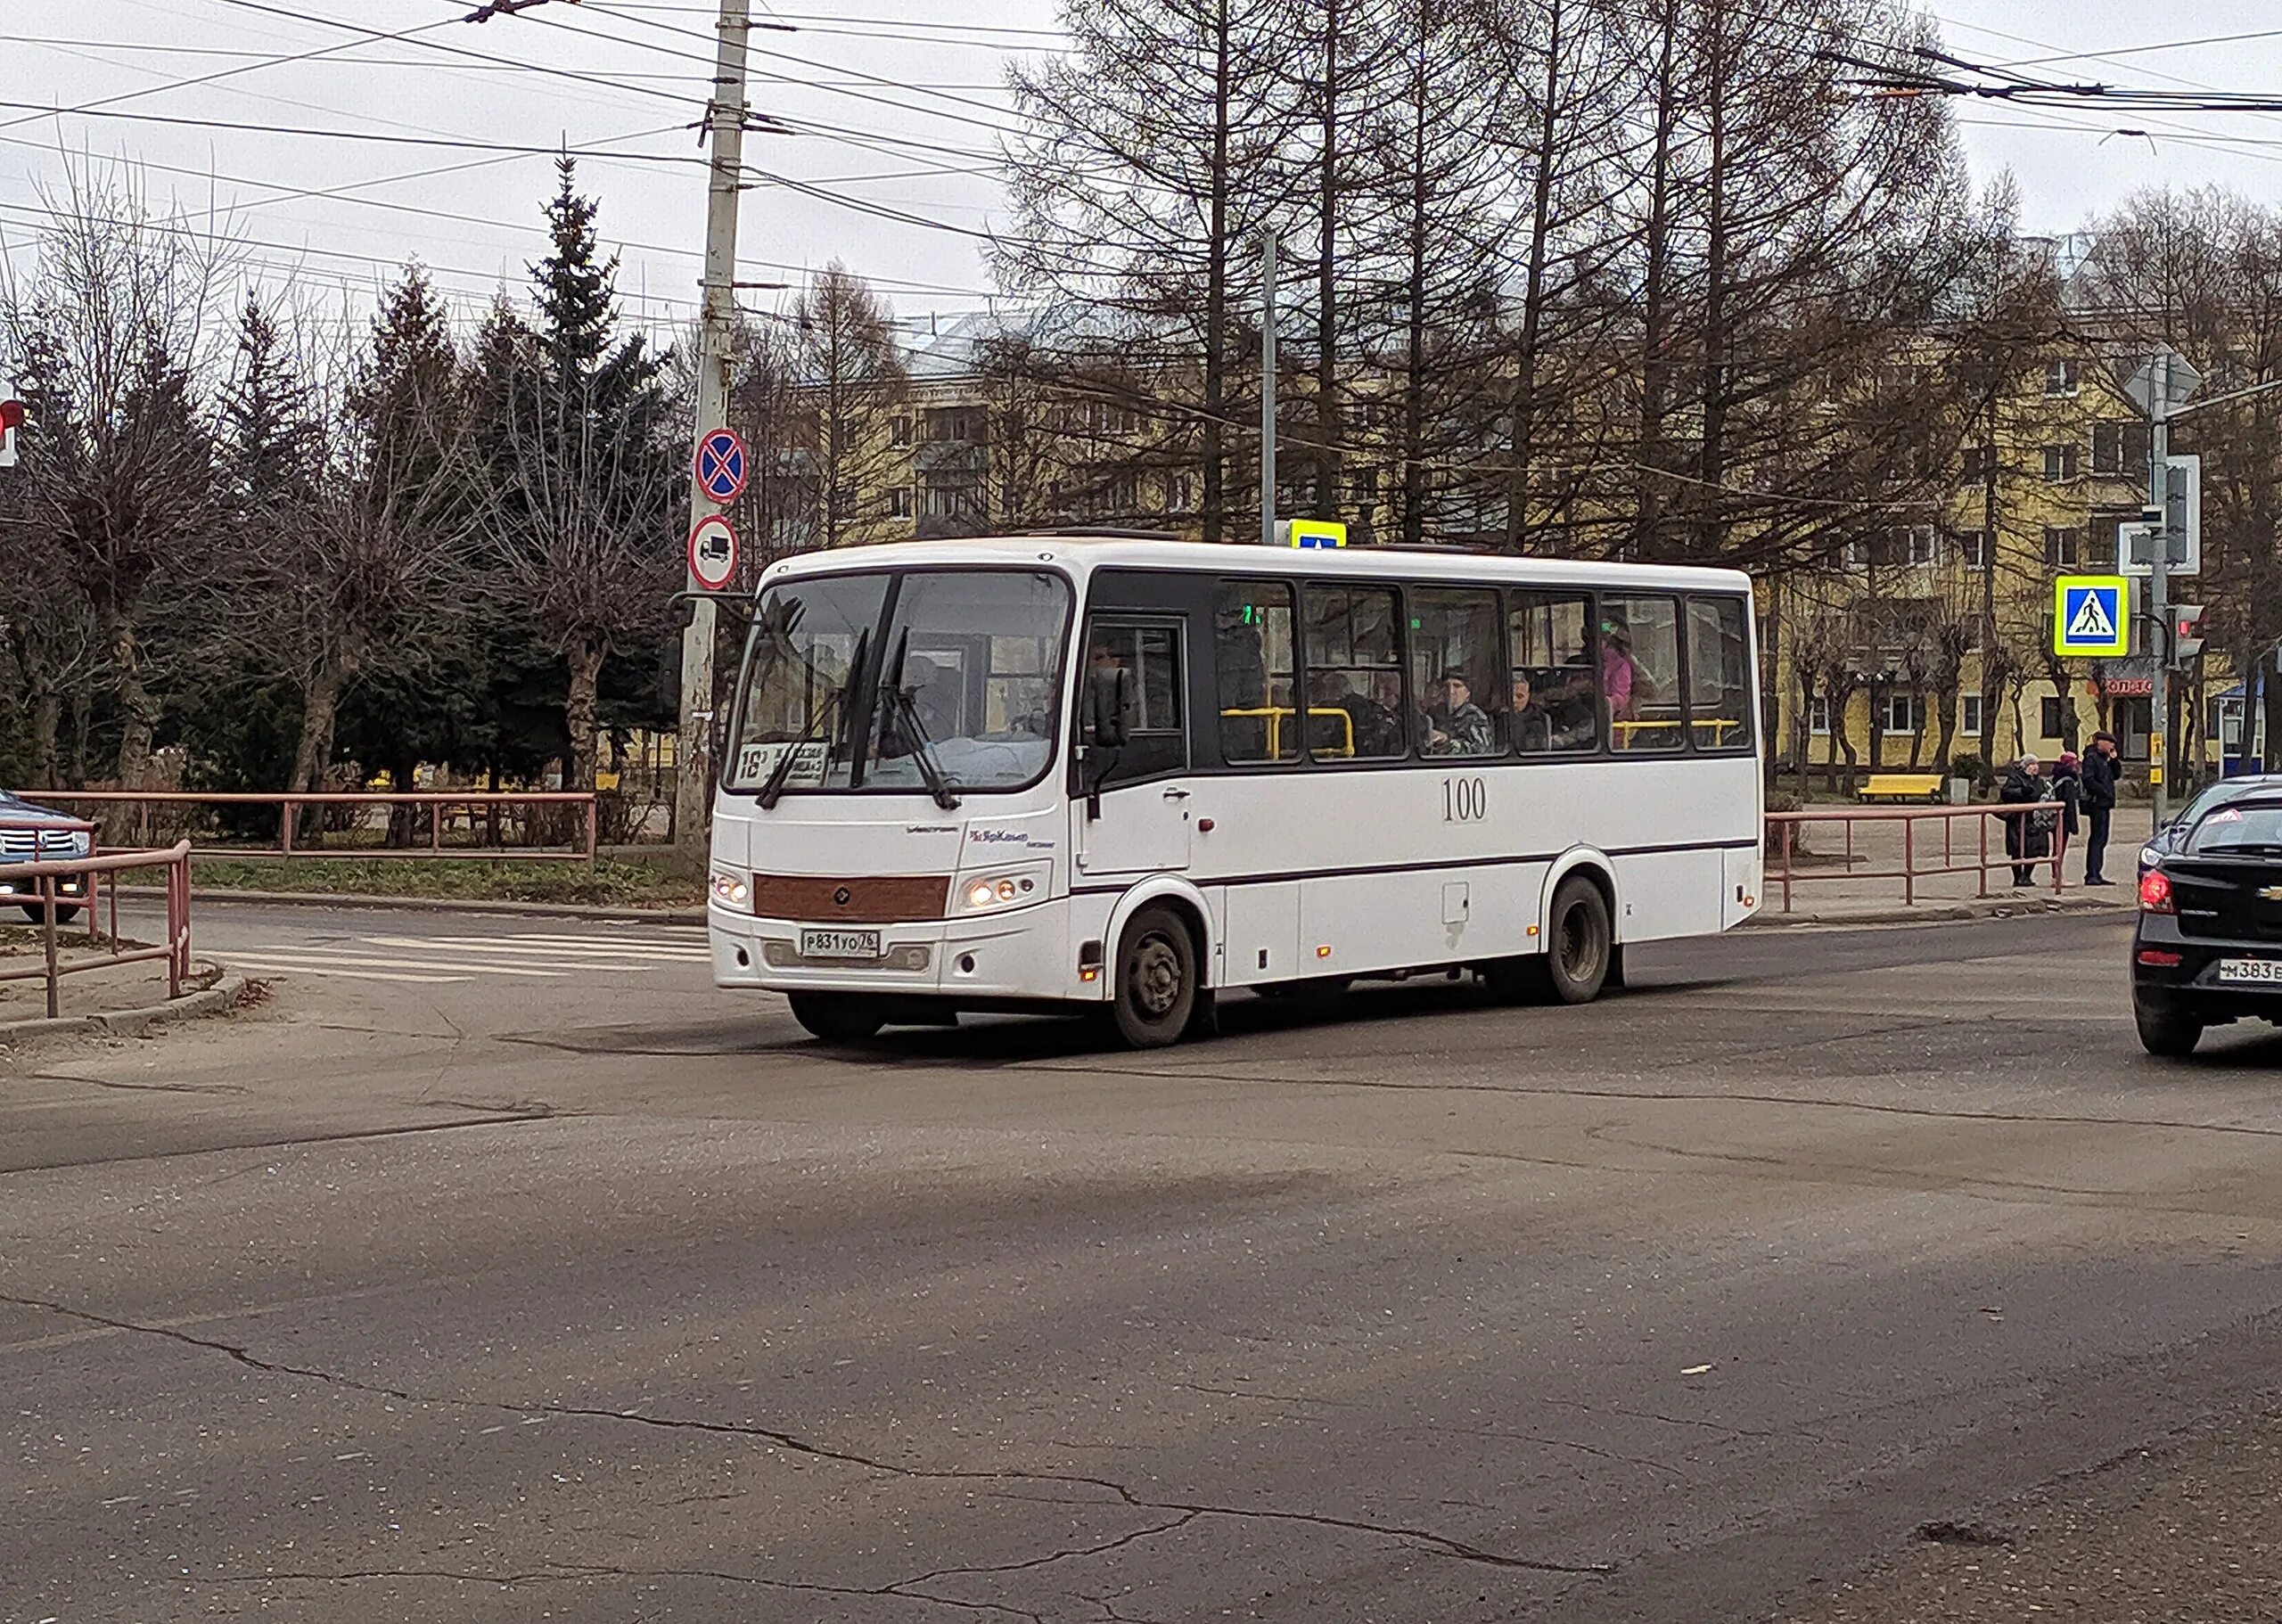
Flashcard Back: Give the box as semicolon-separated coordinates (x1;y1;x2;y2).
231;949;567;979
502;932;710;950
356;935;706;964
230;961;471;985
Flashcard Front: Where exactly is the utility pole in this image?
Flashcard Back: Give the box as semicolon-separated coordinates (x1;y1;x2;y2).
2147;350;2171;826
1260;229;1277;548
675;0;752;865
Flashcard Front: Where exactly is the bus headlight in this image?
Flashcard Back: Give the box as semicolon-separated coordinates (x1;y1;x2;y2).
956;863;1049;914
710;870;751;909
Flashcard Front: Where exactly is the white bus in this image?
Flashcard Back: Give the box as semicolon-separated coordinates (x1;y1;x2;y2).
708;535;1762;1046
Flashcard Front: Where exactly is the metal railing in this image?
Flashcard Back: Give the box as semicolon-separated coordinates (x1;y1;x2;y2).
0;818;194;1021
32;791;600;863
1765;804;2073;914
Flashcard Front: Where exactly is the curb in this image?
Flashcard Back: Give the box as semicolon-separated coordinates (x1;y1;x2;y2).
0;966;247;1048
1743;896;2134;930
116;885;705;926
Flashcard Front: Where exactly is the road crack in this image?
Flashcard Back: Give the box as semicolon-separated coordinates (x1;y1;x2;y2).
6;1292;1609;1581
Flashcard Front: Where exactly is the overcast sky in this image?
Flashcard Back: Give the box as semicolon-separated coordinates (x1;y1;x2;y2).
6;2;2280;341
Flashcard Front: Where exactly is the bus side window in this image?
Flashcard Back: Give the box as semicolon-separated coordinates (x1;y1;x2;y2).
1509;591;1599;754
1084;619;1187;783
1684;597;1753;751
1215;581;1299;764
1302;584;1407;760
1602;595;1685;751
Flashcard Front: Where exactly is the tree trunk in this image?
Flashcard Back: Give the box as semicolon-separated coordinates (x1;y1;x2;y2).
1506;0;1564;554
1794;668;1812;802
29;688;62;790
103;610;159;845
1932;684;1958;777
1694;5;1729;562
1313;0;1342;523
1632;0;1679;559
1200;0;1232;544
564;638;606;794
1400;51;1429;551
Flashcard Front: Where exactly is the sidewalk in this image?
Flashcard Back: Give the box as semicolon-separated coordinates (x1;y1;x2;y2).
0;927;238;1046
1756;805;2146;926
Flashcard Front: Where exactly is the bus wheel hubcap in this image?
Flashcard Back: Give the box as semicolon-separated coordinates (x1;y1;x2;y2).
1560;909;1597;980
1132;936;1182;1016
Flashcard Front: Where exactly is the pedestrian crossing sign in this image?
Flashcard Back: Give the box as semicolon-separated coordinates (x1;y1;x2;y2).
2053;574;2130;658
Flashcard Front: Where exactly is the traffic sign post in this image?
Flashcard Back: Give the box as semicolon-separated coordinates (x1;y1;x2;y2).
694;427;749;504
687;513;740;592
2053;575;2129;659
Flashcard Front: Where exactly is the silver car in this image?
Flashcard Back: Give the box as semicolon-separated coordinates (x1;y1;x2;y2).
0;790;91;923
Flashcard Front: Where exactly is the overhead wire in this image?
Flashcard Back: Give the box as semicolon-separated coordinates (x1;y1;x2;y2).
0;10;474;135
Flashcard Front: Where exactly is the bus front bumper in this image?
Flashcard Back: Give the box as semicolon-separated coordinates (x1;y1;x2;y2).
709;895;1103;1002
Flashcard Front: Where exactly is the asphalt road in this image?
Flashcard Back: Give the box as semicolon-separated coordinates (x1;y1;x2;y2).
7;900;2282;1624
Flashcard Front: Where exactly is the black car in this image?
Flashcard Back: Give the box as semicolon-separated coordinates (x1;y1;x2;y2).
2132;792;2282;1056
2138;775;2282;880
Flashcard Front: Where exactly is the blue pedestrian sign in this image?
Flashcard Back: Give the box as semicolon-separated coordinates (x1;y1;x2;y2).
2053;574;2129;658
694;428;749;504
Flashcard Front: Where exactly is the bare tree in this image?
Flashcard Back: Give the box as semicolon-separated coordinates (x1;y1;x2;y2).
0;168;234;829
1003;0;1304;542
789;266;909;549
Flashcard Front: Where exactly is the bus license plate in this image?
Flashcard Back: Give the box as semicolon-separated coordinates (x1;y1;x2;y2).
800;928;882;961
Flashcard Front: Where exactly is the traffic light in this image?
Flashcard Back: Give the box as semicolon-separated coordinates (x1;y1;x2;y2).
2172;603;2207;665
0;381;23;470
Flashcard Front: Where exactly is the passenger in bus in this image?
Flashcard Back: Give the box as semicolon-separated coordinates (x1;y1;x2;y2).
1601;619;1644;721
1308;668;1404;759
1508;672;1554;753
1424;669;1494;756
1546;666;1600;750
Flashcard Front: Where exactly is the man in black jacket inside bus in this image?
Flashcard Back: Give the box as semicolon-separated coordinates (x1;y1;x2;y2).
2081;731;2120;885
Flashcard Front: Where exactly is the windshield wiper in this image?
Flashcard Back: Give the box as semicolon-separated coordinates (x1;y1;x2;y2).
881;629;962;811
893;688;964;811
758;629;866;810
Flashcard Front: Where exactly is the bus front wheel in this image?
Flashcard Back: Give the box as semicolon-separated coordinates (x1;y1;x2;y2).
787;992;887;1045
1111;904;1197;1049
1543;878;1613;1005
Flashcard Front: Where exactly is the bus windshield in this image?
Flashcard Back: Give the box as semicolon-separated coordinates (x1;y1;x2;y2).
726;568;1071;795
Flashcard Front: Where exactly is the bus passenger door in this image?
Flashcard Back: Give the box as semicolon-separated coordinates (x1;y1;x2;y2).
1074;617;1193;877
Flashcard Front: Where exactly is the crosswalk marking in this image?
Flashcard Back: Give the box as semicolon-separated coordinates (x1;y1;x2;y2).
225;928;713;987
228;961;471;986
232;949;565;978
357;935;698;968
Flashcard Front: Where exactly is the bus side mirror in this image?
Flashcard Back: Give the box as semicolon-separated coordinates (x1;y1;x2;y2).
1087;666;1131;749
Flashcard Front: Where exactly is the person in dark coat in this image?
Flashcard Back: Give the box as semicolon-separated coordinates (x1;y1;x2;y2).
2053;750;2084;846
2081;732;2121;884
1999;752;2053;887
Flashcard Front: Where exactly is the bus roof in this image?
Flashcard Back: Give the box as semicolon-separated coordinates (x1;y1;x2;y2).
759;536;1754;595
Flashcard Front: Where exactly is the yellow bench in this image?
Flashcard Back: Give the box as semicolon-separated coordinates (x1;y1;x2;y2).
1860;773;1946;804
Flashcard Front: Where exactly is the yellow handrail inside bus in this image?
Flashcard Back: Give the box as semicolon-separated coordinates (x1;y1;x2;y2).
1219;706;1356;758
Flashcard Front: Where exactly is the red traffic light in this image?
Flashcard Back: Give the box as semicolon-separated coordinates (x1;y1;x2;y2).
0;398;23;434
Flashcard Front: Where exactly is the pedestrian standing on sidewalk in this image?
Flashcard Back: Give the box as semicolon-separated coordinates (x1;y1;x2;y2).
2054;750;2084;862
1999;752;2053;887
2081;732;2120;885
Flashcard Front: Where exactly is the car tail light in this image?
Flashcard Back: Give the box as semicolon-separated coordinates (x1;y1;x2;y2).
2137;947;2184;967
2139;870;2176;915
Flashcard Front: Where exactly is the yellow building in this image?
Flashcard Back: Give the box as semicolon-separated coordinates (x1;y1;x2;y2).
1770;349;2239;783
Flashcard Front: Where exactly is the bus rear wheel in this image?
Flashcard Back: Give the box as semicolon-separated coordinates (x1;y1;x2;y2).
786;992;887;1045
1111;904;1196;1049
